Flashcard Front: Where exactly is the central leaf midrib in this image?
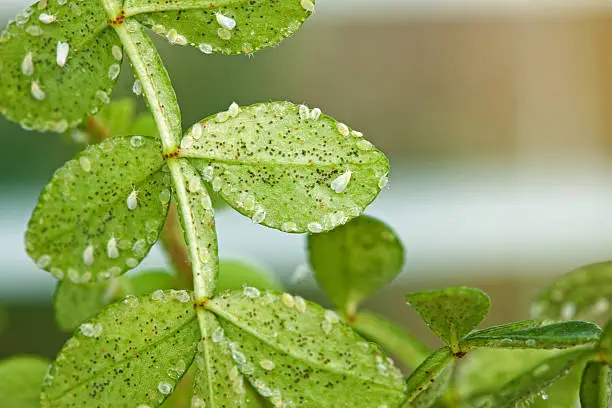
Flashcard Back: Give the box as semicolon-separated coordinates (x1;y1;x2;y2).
207;303;405;393
46;315;198;402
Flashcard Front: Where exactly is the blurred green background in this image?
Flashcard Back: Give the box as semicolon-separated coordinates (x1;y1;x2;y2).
3;1;612;359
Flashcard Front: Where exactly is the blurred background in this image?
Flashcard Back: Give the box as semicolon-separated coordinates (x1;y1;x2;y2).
3;0;612;357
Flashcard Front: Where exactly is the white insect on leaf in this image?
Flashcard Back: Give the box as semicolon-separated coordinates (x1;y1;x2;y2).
83;244;94;266
215;12;236;30
56;42;69;68
21;52;34;76
39;13;56;24
30;81;45;101
107;236;119;259
330;170;352;193
127;186;139;211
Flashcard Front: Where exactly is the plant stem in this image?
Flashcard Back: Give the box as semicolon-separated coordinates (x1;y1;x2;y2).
160;204;193;283
112;17;218;300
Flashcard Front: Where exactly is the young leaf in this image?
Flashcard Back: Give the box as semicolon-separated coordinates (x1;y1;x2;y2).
532;261;612;321
352;310;430;370
406;287;490;354
461;319;542;338
192;310;266;407
403;347;454;405
308;216;404;315
218;260;283;292
580;362;612;408
0;2;122;133
407;364;453;408
54;270;177;331
26;136;170;283
205;290;407;407
124;0;314;55
0;356;49;408
41;290;199;407
461;321;601;351
182;101;389;234
468;348;591;408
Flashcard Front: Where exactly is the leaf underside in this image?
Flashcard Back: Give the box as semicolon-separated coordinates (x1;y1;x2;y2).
0;356;50;408
127;0;313;55
0;1;122;132
181;101;389;234
42;291;199;408
26;136;170;283
580;362;612;408
461;321;601;350
403;347;453;404
205;290;407;407
406;287;490;349
532;261;612;321
308;215;404;313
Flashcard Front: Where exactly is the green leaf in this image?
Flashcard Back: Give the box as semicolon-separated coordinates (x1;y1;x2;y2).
407;364;453;408
26;136;170;283
54;270;177;331
182;101;389;234
461;321;601;351
42;290;199;407
403;347;454;405
532;261;612;321
192;310;266;407
467;348;591;408
406;287;490;353
352;311;430;370
580;362;612;408
205;290;407;407
456;348;584;408
599;320;612;360
218;260;283;292
0;2;122;133
308;216;404;314
124;0;314;55
0;356;49;408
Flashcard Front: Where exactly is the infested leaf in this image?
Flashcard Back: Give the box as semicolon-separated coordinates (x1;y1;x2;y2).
124;0;314;55
406;287;490;353
461;321;601;351
308;216;404;315
205;290;407;407
403;347;454;405
532;261;612;321
352;311;430;370
580;362;612;408
407;364;452;408
0;356;49;408
54;270;177;331
26;136;170;283
41;290;199;407
218;260;283;292
182;101;389;234
0;1;122;132
192;310;266;407
467;348;591;408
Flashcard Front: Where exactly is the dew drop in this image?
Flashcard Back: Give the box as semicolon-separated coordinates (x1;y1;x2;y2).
336;122;350;137
123;294;139;307
191;124;203;140
281;293;295;308
191;396;206;408
157;382;173;395
80;323;102;337
212;176;223;192
132;79;143;96
67;268;79;282
310;108;321;120
30;81;45;101
96;90;110;104
307;222;323;233
352;130;364;138
112;45;123;61
188;176;202;193
56;41;69;67
133;239;147;255
152;24;166;34
212;327;225;343
130;135;144;148
83;244;94;266
57;0;67;5
126;258;139;268
160;189;171;205
243;286;261;298
378;173;389;189
356;140;374;151
181;135;194;149
26;25;43;36
108;63;121;80
300;0;315;12
107;237;119;259
294;296;307;312
37;254;51;268
21;52;34;76
78;156;91;172
167;29;188;46
151;290;166;302
201;166;214;182
167;359;186;380
228;102;240;117
171;289;191;303
281;222;298;232
321;319;333;334
259;359;276;371
298;104;309;120
215;111;229;122
216;12;236;30
330;170;352;193
198;43;213;54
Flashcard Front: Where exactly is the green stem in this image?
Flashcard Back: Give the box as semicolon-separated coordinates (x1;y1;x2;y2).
110;15;218;301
